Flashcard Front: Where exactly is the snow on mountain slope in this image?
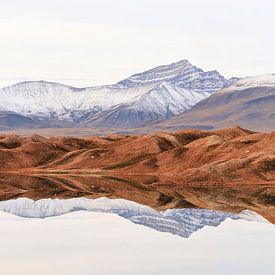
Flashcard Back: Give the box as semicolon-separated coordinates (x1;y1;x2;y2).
0;197;268;238
118;60;196;87
152;74;275;132
118;59;231;93
0;81;148;121
219;74;275;93
0;60;232;128
85;82;212;128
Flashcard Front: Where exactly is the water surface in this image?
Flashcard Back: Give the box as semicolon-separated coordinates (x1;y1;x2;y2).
0;174;274;275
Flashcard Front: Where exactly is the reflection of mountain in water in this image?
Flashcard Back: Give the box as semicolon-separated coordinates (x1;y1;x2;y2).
0;197;268;238
1;173;274;224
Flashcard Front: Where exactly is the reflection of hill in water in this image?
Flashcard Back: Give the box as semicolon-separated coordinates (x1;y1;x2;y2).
0;197;268;238
0;173;274;224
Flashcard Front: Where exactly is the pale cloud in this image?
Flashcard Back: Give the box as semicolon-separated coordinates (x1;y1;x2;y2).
0;0;274;88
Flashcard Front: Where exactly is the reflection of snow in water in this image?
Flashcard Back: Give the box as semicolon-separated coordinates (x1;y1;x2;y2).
0;209;274;275
0;197;269;238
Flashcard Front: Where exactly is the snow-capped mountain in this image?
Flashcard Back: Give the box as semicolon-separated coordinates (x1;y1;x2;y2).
0;60;233;129
219;73;275;92
154;74;275;132
0;197;268;238
118;59;230;93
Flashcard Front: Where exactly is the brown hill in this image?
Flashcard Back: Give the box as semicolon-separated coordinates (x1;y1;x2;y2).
0;127;274;185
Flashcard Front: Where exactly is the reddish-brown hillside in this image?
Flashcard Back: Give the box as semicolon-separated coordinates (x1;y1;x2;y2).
0;126;274;185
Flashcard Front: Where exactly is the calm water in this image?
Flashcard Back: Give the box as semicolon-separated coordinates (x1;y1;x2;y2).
0;175;274;275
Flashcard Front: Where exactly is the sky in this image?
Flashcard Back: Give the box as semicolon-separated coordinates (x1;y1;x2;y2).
0;0;274;88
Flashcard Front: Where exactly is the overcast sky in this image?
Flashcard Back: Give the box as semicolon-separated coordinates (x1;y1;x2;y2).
0;0;274;87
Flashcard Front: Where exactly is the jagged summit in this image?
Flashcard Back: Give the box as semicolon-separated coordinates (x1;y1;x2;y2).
117;59;230;93
118;59;194;85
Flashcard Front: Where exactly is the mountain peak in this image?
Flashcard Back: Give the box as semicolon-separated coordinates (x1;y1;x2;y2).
219;74;275;94
236;74;275;87
169;59;192;66
5;80;76;89
117;59;229;92
0;59;234;129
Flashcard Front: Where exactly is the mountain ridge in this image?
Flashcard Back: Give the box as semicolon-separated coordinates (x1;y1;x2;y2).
0;59;233;129
151;74;275;132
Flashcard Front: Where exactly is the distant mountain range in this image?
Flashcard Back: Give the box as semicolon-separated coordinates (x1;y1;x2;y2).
0;59;274;132
0;60;234;130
